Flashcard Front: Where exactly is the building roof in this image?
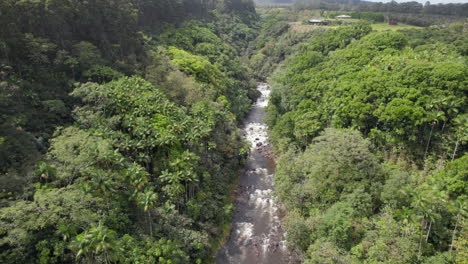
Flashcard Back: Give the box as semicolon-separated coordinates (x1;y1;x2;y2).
309;19;324;23
336;15;351;18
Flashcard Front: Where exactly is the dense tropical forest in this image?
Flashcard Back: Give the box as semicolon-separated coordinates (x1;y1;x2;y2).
0;0;261;263
0;0;467;263
248;4;467;264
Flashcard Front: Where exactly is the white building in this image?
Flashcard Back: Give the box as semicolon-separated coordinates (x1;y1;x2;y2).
336;15;352;19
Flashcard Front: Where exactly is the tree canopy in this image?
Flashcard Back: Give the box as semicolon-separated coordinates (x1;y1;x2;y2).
0;0;258;263
252;8;467;263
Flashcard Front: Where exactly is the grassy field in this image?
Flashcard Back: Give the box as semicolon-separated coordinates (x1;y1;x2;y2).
371;23;422;31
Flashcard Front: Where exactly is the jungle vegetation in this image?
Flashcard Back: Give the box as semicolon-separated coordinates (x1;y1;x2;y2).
0;0;260;263
0;0;467;263
248;6;467;264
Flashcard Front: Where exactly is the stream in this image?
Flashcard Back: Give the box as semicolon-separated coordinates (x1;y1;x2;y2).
216;83;294;264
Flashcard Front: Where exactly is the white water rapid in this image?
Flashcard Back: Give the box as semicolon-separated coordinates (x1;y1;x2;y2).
216;83;296;264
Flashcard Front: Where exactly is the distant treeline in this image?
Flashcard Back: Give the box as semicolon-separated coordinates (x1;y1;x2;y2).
356;1;468;17
259;0;468;17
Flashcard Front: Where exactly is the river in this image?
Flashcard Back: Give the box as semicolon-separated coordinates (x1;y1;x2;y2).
216;83;294;264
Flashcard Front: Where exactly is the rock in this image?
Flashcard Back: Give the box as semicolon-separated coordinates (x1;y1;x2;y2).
256;142;263;147
255;138;259;141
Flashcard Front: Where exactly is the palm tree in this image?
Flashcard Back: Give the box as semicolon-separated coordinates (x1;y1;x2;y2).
34;161;55;182
395;206;416;237
440;98;462;134
449;199;467;252
71;222;121;264
169;151;200;202
137;189;158;237
424;110;445;159
159;169;182;185
451;114;467;161
412;191;434;259
125;163;149;192
92;170;115;196
88;170;116;213
159;169;184;204
424;188;446;243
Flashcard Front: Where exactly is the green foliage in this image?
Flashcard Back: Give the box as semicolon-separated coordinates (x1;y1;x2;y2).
71;223;121;263
318;202;357;249
3;2;465;263
261;10;467;263
1;72;249;262
0;1;258;263
154;21;258;118
275;128;384;211
352;208;419;264
246;9;334;80
71;76;190;151
83;65;124;83
434;156;468;199
72;42;105;73
167;47;225;99
284;211;313;251
305;240;356;264
119;235;189;264
144;51;205;107
268;27;467;160
350;11;385;22
0;186;109;263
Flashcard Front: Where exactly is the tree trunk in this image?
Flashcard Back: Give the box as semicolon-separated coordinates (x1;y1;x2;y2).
148;210;153;237
425;220;432;242
418;219;425;259
450;214;460;252
424;124;435;159
421;123;427;144
452;137;460;161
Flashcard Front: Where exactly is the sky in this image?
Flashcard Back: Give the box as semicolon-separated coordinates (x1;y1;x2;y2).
365;0;468;3
256;0;468;5
259;0;468;3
